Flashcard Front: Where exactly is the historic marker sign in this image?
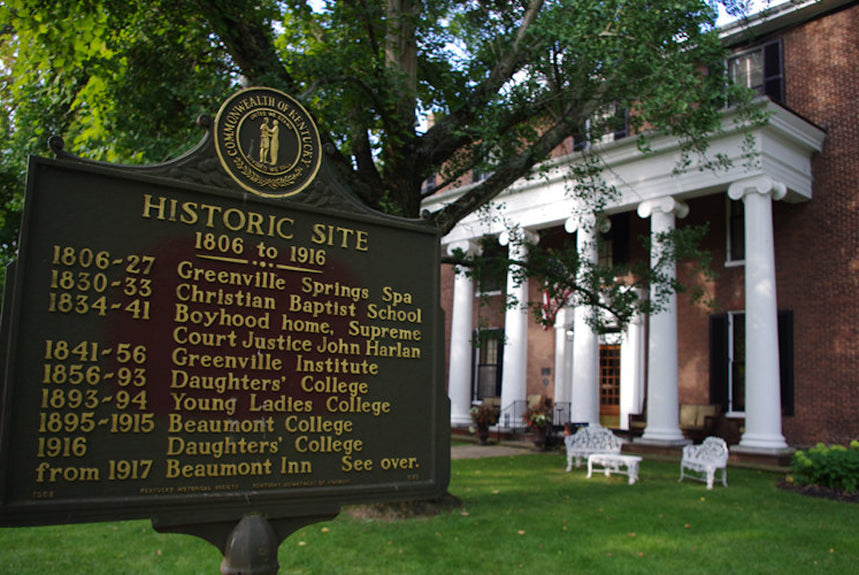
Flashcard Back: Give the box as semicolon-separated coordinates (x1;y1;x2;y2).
0;89;449;528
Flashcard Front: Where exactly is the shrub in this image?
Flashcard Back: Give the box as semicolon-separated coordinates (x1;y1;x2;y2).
791;440;859;493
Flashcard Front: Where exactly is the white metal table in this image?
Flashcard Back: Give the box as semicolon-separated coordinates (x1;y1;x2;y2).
586;453;643;485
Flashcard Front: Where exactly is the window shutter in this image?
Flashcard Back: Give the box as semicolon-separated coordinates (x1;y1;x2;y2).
709;314;729;411
494;334;504;397
778;310;795;416
763;40;784;104
611;212;630;267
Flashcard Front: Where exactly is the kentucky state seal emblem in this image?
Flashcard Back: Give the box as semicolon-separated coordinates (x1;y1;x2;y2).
214;87;322;198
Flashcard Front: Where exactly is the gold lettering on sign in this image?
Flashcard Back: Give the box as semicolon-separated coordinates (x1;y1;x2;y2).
165;459;274;479
310;223;369;251
141;194;295;239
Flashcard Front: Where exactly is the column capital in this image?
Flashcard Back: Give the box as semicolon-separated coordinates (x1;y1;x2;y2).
637;196;689;219
445;240;481;258
553;306;575;328
498;228;539;247
727;175;787;202
564;214;611;234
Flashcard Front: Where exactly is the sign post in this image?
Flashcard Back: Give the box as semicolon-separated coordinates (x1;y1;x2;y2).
0;88;450;573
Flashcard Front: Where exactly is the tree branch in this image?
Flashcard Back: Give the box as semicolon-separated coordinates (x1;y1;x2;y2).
193;0;294;89
417;0;545;170
427;100;589;235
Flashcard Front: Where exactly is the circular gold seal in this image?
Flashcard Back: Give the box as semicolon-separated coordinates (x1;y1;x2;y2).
214;87;322;198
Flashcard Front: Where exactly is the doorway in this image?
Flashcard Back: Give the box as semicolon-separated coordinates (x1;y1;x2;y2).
599;344;621;427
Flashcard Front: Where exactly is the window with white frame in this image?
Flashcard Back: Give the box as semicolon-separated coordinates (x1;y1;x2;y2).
709;310;794;418
727;311;746;415
474;237;506;295
472;329;504;401
421;173;437;194
727;39;784;104
573;102;630;150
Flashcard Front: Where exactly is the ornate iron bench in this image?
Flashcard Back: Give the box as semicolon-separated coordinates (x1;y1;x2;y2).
679;436;729;490
564;426;623;471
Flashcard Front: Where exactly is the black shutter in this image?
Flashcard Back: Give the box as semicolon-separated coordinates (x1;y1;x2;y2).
763;40;784;104
611;212;630;267
778;310;795;416
709;314;729;411
471;329;479;401
495;333;504;397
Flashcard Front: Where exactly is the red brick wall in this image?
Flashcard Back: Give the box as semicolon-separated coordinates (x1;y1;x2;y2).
526;279;556;399
775;4;859;445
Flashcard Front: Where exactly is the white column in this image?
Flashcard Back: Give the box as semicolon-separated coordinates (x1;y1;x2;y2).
447;240;478;427
553;307;574;413
728;176;790;452
619;305;646;431
564;216;600;426
498;230;538;427
637;197;688;445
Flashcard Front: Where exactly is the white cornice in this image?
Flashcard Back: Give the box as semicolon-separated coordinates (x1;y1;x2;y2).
424;100;825;245
720;0;857;47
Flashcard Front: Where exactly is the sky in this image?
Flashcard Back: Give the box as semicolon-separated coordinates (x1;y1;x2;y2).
716;0;792;26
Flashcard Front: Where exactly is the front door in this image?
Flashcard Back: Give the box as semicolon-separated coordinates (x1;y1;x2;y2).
599;344;621;427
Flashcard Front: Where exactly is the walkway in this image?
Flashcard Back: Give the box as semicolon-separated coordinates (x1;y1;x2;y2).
451;443;535;459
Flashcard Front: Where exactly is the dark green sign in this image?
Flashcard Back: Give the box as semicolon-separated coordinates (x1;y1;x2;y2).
0;142;449;527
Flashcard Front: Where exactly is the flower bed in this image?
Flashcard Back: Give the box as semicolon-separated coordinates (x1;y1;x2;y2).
785;440;859;502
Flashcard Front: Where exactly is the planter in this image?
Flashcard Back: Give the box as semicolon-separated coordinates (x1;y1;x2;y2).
477;426;490;445
531;426;548;451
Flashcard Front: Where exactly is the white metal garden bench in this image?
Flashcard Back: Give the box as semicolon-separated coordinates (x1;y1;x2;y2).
679;436;729;490
564;426;623;471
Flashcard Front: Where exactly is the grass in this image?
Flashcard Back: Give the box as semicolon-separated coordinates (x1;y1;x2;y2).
1;451;857;574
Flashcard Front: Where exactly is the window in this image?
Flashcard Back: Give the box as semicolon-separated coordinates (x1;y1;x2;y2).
727;197;745;264
709;310;794;416
727;312;746;414
472;329;504;401
420;173;437;194
727;40;784;104
475;237;506;294
599;212;630;270
473;168;493;183
599;344;621;414
573;102;630;150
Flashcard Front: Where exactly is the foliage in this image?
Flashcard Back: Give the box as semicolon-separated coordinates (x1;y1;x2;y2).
0;0;237;277
469;403;499;428
524;395;552;429
791;441;859;493
1;1;762;218
0;0;761;306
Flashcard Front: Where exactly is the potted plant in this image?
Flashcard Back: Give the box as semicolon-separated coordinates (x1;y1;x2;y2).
524;396;553;450
470;403;499;445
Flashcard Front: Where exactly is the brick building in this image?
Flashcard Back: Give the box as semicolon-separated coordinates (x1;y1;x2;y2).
423;0;859;452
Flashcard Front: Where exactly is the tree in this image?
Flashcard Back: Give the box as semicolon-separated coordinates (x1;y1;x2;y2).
0;0;760;312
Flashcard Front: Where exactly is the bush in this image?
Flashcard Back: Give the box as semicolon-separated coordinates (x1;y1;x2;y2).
791;440;859;493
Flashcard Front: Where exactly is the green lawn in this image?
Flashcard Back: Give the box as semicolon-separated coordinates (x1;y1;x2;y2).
1;452;856;574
